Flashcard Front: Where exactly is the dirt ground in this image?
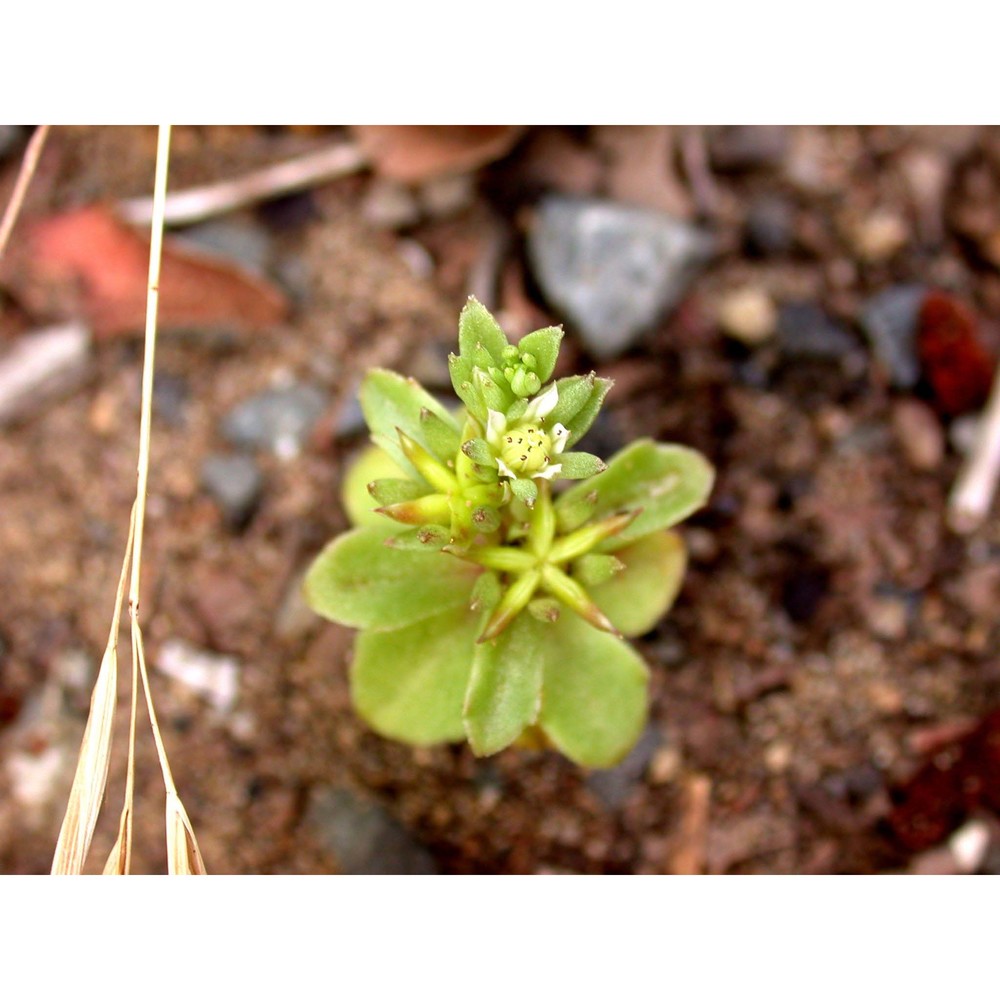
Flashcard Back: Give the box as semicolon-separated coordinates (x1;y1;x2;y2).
2;125;999;874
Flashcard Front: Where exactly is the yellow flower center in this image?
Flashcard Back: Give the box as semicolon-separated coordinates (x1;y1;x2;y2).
500;424;551;475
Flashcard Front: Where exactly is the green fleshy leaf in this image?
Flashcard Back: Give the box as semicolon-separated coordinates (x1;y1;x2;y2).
547;374;595;426
572;553;625;588
448;354;484;421
342;446;411;528
470;570;502;613
506;397;528;423
353;604;480;744
367;477;426;507
419;407;461;462
305;526;478;631
459;297;508;366
360;369;458;480
561;376;613;447
464;614;544;756
537;613;649;768
527;597;562;623
516;326;563;383
556;451;607;480
474;368;510;413
461;437;493;465
556;439;714;544
509;477;538;507
382;525;451;551
588;530;687;638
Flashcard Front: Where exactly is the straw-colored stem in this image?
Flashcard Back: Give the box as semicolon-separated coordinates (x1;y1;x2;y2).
0;125;50;262
129;125;171;612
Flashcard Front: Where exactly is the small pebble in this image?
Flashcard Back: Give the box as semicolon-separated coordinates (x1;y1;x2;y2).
892;399;944;471
586;725;662;809
179;217;273;274
850;210;909;262
306;785;437;874
777;302;858;361
717;286;777;345
156;639;240;714
200;453;264;530
0;322;91;426
221;383;328;458
763;741;793;773
950;818;991;873
418;173;476;218
362;178;420;230
949;414;981;457
859;285;927;388
153;372;190;428
744;194;795;257
648;745;683;784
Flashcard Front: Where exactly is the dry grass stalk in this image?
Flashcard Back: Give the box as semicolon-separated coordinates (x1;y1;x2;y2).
53;125;207;874
117;141;367;227
0;125;50;261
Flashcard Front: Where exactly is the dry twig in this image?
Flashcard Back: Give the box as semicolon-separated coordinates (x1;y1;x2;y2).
117;141;367;227
0;125;50;261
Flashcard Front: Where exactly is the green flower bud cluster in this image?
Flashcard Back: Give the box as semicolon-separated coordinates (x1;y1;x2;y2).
306;298;714;768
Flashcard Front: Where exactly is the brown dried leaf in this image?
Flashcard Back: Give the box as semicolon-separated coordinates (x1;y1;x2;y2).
0;204;287;338
351;126;525;183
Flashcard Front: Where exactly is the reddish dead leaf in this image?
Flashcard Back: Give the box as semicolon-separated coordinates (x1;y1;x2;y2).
0;204;288;338
917;291;995;416
888;707;1000;852
351;126;525;183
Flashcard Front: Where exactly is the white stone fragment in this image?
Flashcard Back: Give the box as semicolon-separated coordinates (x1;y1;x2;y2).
157;639;239;714
0;322;91;424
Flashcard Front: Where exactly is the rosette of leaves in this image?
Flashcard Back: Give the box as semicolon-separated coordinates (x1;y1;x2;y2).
305;299;714;768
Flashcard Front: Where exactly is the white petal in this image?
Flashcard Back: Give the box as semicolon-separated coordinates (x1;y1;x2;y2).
486;409;507;447
496;457;516;480
524;382;559;422
550;422;569;454
536;463;562;480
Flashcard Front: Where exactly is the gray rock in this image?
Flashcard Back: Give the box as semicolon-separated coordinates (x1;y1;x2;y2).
0;125;25;162
777;302;858;361
859;285;927;388
527;196;713;360
307;786;438;874
200;453;264;529
745;194;795;257
153;372;190;427
586;725;663;809
221;383;328;458
177;217;273;274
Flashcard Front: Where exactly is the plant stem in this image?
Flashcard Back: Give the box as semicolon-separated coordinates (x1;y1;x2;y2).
129;124;171;613
0;125;50;262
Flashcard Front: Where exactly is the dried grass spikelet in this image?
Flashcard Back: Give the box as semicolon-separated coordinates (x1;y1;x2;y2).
51;508;134;875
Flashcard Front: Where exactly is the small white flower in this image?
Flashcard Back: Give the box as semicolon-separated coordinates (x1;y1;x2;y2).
485;384;568;482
